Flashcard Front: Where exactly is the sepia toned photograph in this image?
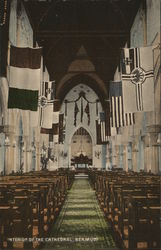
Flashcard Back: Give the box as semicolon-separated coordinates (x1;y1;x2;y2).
0;0;160;249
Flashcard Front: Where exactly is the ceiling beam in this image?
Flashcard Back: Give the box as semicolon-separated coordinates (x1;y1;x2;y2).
37;30;129;38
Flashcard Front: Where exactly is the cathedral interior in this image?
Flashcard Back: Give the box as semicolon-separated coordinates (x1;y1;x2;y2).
0;0;160;249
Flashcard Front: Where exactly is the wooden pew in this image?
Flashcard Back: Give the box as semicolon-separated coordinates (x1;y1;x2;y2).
88;169;161;250
0;169;74;249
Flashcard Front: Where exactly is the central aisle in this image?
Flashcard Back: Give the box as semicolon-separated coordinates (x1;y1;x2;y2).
43;176;118;250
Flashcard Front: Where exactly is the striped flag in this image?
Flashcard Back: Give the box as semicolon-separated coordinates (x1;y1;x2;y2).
109;81;135;128
0;0;10;77
53;99;60;124
39;81;55;129
40;99;60;138
96;120;101;145
8;45;42;110
120;46;154;112
52;99;60;143
100;112;109;143
59;113;64;144
96;112;108;145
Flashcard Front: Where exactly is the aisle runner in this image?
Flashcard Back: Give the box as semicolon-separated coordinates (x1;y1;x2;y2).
43;178;118;250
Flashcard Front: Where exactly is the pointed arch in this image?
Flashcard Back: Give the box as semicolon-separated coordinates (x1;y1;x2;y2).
69;123;94;146
56;73;108;108
70;126;93;166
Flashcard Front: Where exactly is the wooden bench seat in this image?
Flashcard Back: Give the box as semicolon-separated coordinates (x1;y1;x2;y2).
88;169;160;250
0;169;74;249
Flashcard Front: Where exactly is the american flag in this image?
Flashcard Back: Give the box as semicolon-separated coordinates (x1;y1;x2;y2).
96;112;109;144
109;81;135;128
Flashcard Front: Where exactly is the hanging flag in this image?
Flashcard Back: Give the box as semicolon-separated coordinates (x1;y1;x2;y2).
53;99;60;123
80;97;83;122
52;123;59;134
49;133;53;142
51;99;60;141
39;81;55;129
109;81;135;128
59;113;64;144
74;102;79;126
8;45;42;110
120;46;154;112
84;102;90;125
53;134;59;143
104;100;111;137
0;0;10;76
44;81;55;100
40;99;60;135
100;112;109;143
65;100;68;116
96;100;99;116
96;120;101;145
96;113;108;145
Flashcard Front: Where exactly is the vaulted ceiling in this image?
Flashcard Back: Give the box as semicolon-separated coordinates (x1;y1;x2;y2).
24;0;141;101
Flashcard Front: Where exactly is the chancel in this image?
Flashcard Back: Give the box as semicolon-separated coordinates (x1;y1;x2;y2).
0;0;160;250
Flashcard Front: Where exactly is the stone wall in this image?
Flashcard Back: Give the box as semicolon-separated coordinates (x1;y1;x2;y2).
109;0;161;173
0;0;49;174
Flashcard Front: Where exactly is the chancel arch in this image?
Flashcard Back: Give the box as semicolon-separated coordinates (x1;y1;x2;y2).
57;73;108;107
59;83;106;168
71;127;92;168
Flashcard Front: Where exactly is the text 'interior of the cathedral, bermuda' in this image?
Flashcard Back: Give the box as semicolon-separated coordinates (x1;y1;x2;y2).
0;0;160;250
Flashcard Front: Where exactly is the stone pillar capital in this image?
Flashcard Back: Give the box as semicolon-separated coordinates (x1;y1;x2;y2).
142;132;161;147
146;124;161;134
132;141;139;152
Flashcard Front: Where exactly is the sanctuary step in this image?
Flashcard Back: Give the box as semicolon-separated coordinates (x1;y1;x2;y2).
74;173;88;178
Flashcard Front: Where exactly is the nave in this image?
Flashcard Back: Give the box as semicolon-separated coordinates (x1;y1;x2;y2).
0;168;160;250
0;1;161;249
43;176;117;250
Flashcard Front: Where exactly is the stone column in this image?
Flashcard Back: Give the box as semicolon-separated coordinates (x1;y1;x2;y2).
26;151;31;172
122;144;128;172
143;125;161;173
52;143;59;169
115;145;120;168
25;138;34;173
119;145;124;169
128;142;132;171
67;142;71;168
23;137;27;173
3;125;17;174
12;137;17;173
4;135;12;175
138;138;144;171
0;132;5;174
101;144;106;169
35;142;41;171
7;135;18;174
106;143;111;170
111;144;116;168
144;139;151;172
132;139;139;172
93;145;102;169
